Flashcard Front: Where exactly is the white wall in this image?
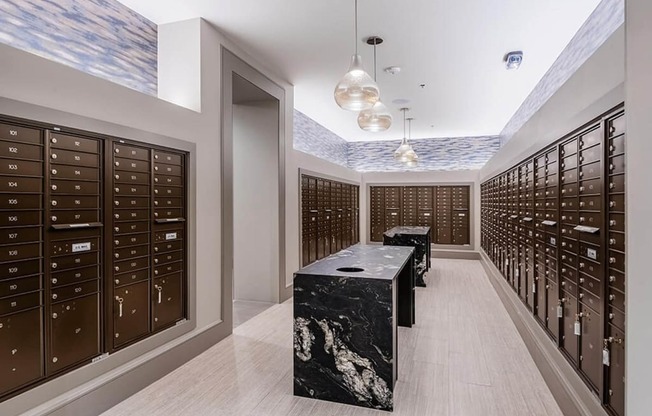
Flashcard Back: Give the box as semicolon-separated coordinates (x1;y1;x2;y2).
625;1;652;413
361;170;481;250
233;101;279;303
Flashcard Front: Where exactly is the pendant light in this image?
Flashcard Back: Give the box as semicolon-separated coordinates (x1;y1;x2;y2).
394;108;412;161
334;0;380;111
357;36;392;132
403;117;419;165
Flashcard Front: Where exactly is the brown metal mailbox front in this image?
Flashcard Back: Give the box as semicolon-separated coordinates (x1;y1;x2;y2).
152;273;183;330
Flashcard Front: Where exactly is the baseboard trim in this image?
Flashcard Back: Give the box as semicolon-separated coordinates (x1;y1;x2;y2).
431;249;481;260
479;250;608;416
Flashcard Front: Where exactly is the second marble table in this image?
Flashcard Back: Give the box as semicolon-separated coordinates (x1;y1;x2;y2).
383;226;431;287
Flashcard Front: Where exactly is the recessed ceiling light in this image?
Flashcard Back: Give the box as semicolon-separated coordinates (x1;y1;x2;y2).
384;66;401;75
504;51;523;70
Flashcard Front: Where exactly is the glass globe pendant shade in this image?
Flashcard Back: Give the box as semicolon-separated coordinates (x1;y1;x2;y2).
334;54;380;111
358;99;392;132
394;137;412;161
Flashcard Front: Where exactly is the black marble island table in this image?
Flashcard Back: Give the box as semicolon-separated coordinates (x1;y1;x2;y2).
383;226;431;287
293;245;415;411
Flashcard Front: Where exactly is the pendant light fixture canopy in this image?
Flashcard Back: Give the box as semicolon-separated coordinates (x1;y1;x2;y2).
358;36;392;131
334;0;380;111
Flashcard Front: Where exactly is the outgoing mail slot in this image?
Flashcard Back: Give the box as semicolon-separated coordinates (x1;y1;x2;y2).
153;174;182;186
50;180;99;195
49;164;98;181
154;185;183;197
2;258;41;281
49;149;99;167
114;268;150;287
609;135;624;156
114;196;150;208
579;288;601;313
154;208;183;220
0;226;41;246
114;170;150;185
0;158;42;177
0;141;42;161
114;221;149;235
152;273;183;330
608;231;625;252
579;195;601;211
0;123;41;144
0;275;41;298
0;308;44;394
0;291;41;315
114;209;149;222
578;145;601;166
0;242;41;263
50;280;98;303
579;127;601;149
153;260;183;277
154;197;183;208
50;252;98;271
114;233;149;248
608;287;625;312
153;151;182;165
114;143;150;160
114;157;149;173
114;257;150;274
50;209;100;225
560;139;578;157
51;265;99;287
154;240;183;254
608;154;625;175
114;244;150;260
607;306;625;331
115;184;150;196
154;250;183;266
608;213;625;232
560;155;577;171
48;293;100;375
49;132;98;153
578;258;602;281
578;212;602;229
0;194;41;210
113;281;150;348
50;196;99;210
153;163;182;176
609;250;625;272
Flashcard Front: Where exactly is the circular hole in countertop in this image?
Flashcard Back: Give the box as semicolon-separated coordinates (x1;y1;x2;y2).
336;267;365;273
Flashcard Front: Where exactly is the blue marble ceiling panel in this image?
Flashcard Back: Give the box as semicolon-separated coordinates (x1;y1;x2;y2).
294;110;349;168
0;0;158;96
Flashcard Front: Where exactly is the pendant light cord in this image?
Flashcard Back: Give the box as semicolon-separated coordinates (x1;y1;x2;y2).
373;40;377;81
403;109;407;138
354;0;358;54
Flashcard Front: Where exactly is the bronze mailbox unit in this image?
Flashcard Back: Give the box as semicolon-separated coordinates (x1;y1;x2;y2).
0;115;188;401
481;105;625;416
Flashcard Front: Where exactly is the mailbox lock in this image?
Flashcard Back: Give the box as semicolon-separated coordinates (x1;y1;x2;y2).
609;313;615;320
610;257;616;264
609;275;616;283
51;169;57;175
609;294;616;301
114;240;120;246
610;220;617;226
51;138;58;144
51;262;58;269
114;253;119;259
52;313;57;319
579;262;585;269
51;200;57;206
579;293;584;299
114;227;120;232
52;294;58;300
52;278;58;285
579;278;585;284
51;216;57;222
114;201;120;206
51;185;57;191
115;266;120;272
52;357;58;363
115;187;120;193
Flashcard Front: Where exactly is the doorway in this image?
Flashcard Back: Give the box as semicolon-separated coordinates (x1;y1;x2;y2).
221;49;287;330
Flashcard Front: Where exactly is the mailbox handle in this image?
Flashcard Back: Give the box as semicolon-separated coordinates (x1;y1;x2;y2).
154;218;186;224
51;222;103;230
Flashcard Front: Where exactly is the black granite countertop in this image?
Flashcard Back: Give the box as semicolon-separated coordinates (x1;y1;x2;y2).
383;226;431;237
295;244;414;281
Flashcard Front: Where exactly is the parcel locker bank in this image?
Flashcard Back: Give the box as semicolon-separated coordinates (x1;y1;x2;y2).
0;115;188;401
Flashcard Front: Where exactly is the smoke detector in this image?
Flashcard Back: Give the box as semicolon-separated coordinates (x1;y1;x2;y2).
384;66;401;75
504;51;523;70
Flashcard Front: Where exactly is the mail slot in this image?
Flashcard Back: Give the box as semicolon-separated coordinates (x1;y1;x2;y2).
114;143;150;160
608;231;625;252
578;212;602;229
50;149;99;167
154;197;183;208
48;293;100;375
0;141;42;161
609;250;625;272
114;170;150;185
0;307;44;394
0;226;41;245
579;127;601;149
154;250;183;266
578;258;602;281
578;145;601;166
50;164;98;181
114;256;149;274
50;209;100;225
49;132;99;154
153;260;183;277
50;252;98;271
154;185;182;197
153;163;182;176
154;208;183;220
51;265;99;287
560;139;578;157
113;281;150;348
114;157;149;173
0;123;41;144
50;196;99;210
114;209;149;222
50;280;98;303
153;151;182;165
114;244;150;260
609;174;625;193
0;275;41;298
0;158;42;177
114;268;150;287
49;234;100;257
0;291;41;315
115;184;150;196
50;180;99;195
114;221;149;235
0;242;41;263
609;135;624;156
607;306;625;331
114;196;150;208
152;273;183;330
114;233;149;248
153;174;183;186
2;258;41;281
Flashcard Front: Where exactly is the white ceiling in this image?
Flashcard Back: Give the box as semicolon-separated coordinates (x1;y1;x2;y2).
117;0;600;142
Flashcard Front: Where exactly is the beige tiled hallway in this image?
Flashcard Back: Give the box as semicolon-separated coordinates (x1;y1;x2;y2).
102;259;562;416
